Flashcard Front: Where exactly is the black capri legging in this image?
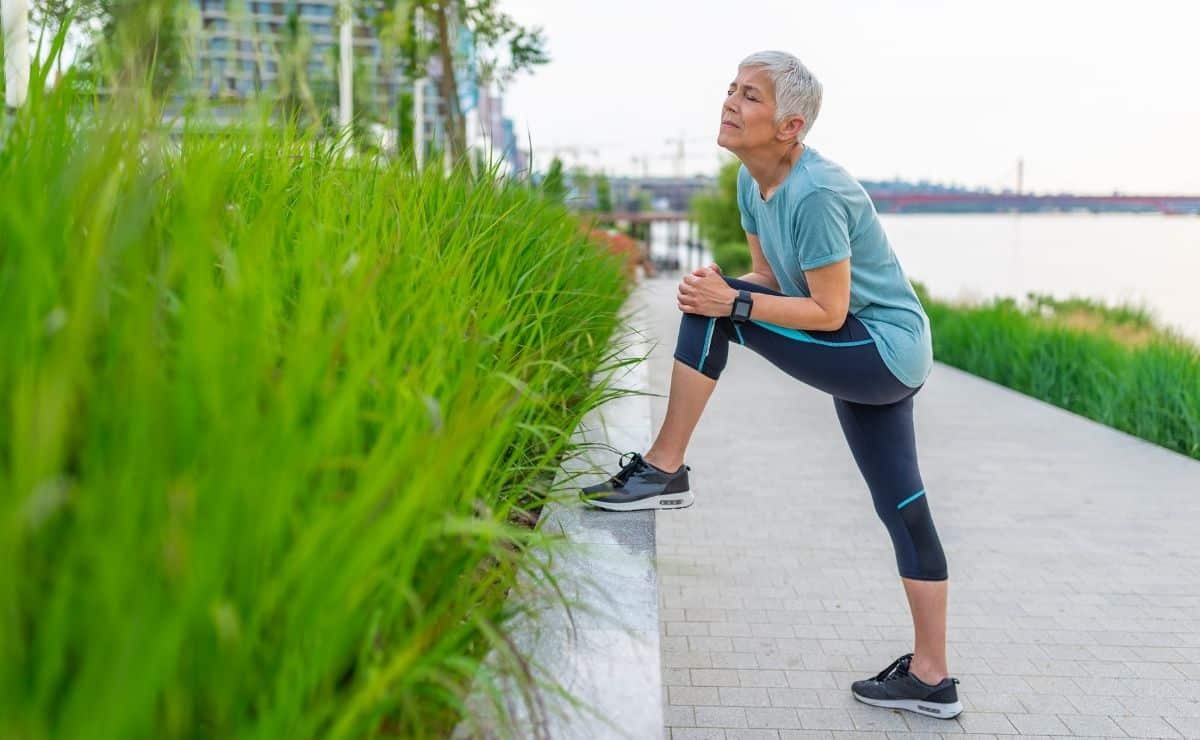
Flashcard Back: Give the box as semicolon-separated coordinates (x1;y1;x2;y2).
673;275;948;581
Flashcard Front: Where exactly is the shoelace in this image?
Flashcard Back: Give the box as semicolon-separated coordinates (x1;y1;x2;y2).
610;451;649;488
872;652;914;682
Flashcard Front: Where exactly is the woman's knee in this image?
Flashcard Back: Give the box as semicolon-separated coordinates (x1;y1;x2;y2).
674;313;727;379
878;491;948;581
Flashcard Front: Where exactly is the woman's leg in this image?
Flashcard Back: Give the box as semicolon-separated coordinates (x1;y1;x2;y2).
643;359;716;472
647;275;909;470
902;577;950;686
833;393;950;686
643;276;781;471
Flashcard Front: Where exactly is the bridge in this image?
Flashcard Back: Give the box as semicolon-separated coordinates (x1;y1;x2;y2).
866;192;1200;215
585;211;691;224
583;194;1200;223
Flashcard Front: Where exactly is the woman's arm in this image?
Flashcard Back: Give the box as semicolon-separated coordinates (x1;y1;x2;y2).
742;258;851;332
735;232;782;291
684;258;851;332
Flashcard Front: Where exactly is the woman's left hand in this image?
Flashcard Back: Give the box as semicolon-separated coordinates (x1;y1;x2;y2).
677;267;738;317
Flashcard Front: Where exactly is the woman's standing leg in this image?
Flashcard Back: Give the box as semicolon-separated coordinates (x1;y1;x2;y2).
833;392;951;686
901;577;950;686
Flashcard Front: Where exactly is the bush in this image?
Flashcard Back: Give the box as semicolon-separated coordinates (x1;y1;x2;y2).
712;240;753;275
0;80;634;738
914;282;1200;461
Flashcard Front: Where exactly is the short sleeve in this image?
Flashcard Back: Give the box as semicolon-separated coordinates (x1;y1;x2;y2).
792;188;851;271
736;166;758;235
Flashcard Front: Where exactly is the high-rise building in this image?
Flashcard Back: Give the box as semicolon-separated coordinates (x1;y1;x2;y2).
183;1;522;171
185;1;396;112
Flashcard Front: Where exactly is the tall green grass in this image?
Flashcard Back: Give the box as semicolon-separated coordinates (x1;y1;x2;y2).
0;66;636;738
915;283;1200;461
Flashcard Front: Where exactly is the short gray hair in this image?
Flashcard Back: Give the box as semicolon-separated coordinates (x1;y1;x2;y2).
738;51;823;141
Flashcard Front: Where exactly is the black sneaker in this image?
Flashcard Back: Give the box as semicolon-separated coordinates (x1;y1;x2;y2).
851;652;963;719
579;451;693;511
580;451;649;494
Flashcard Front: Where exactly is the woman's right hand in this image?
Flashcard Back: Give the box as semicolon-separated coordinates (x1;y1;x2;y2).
693;262;722;277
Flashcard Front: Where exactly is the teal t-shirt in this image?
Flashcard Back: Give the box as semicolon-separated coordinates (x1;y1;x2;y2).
736;145;933;388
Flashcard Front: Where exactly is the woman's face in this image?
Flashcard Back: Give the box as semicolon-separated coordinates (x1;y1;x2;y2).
717;66;778;151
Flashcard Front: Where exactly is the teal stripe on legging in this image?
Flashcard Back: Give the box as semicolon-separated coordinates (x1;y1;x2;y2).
698;317;716;371
897;489;926;510
749;318;875;347
733;322;745;345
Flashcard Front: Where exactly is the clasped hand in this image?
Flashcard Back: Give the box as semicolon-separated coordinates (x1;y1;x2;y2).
676;262;737;317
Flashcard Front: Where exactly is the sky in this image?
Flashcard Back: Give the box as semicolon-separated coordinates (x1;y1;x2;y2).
499;0;1200;195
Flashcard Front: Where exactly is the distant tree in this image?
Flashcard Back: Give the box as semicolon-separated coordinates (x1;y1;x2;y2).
55;0;188;98
690;158;742;248
405;0;548;163
595;172;612;212
542;156;566;201
368;2;411;151
275;9;322;129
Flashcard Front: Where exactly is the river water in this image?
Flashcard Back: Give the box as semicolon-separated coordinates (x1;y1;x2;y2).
880;213;1200;342
652;214;1200;342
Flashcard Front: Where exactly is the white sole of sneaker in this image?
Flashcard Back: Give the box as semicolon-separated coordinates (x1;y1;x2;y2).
852;693;963;719
583;490;695;511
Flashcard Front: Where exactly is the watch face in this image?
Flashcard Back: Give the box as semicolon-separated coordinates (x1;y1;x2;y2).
733;301;751;320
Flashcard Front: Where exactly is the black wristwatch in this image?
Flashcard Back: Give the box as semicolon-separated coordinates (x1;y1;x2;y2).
730;289;753;323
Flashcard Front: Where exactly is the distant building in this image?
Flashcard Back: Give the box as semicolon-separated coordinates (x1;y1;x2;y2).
181;0;523;172
185;1;398;111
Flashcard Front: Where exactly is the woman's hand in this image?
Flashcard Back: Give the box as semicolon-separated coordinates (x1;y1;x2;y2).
677;265;738;317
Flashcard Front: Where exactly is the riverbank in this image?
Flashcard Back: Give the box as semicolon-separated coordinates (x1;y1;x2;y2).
916;282;1199;461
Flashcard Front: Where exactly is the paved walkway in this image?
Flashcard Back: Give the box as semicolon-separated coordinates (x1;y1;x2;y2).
632;275;1200;740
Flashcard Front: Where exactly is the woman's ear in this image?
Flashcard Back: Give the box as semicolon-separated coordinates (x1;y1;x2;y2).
777;115;806;143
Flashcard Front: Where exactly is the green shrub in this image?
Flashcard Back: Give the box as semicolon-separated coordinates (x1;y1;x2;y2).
690;158;742;249
914;282;1200;461
0;74;634;738
712;240;753;275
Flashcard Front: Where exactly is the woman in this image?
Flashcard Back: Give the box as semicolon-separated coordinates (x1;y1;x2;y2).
580;50;962;719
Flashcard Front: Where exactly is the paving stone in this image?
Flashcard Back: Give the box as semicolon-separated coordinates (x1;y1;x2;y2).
739;669;790;688
727;731;784;740
720;688;773;708
797;709;856;731
673;729;727;740
712;652;761;669
1056;714;1128;737
694;706;750;729
671;686;722;706
692;669;743;687
847;708;909;732
1164;716;1200;739
744;708;804;730
1004;713;1072;735
664;702;700;723
1112;716;1185;738
955;713;1018;735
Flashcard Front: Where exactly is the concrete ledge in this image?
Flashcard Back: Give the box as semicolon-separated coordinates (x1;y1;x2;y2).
453;287;663;739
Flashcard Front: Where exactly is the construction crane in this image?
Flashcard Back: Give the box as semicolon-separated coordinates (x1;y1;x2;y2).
534;144;600;171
